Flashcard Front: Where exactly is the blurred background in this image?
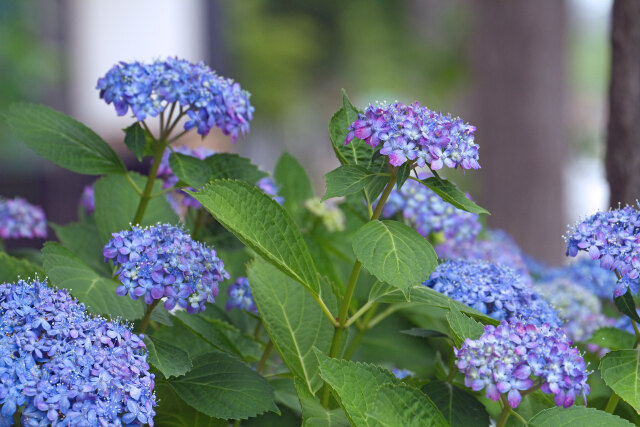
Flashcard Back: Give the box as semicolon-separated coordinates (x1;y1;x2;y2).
0;0;613;263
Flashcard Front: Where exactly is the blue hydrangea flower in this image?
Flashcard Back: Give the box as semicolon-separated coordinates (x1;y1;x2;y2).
455;321;590;408
103;223;229;314
391;368;414;380
0;279;156;425
345;101;479;170
379;177;481;243
424;260;562;328
257;177;284;205
79;184;95;214
226;277;258;313
97;57;254;141
564;205;640;297
541;257;618;300
0;197;47;239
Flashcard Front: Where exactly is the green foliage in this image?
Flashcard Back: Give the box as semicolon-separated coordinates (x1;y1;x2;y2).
51;219;111;276
353;220;438;291
274;152;314;222
614;289;640;323
41;242;144;320
0;251;45;283
323;165;387;201
248;258;334;393
446;306;484;347
421;175;489;215
169;152;212;188
144;336;192;379
123;122;150;161
153;321;215;359
154;383;227;426
295;379;350;427
170;152;267;189
4;103;126;175
599;349;640;412
588;328;635;351
422;381;489;427
168;352;279;420
190;179;321;295
528;406;634;427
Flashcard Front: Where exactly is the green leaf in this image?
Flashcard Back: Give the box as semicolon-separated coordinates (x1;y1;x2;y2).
41;242;144;320
144;335;192;379
315;350;447;427
190;180;321;295
599;349;640;412
528;406;634;427
248;258;334;393
169;152;214;189
51;219;111;276
4;103;126;175
446;306;484;347
353;220;438;291
274;152;314;221
588;328;636;351
123;122;148;162
0;251;45;283
295;378;349;427
422;381;489;427
168;352;279;420
614;288;640;323
400;328;450;339
204;153;267;184
396;163;411;190
153;321;215;359
94;172;178;242
154;382;227;427
323;165;386;201
329;94;371;166
421;176;489;215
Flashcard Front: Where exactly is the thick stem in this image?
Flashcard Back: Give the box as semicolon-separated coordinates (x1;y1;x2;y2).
605;392;620;414
257;341;274;373
496;396;511;427
132;141;166;225
631;320;640;347
138;300;160;334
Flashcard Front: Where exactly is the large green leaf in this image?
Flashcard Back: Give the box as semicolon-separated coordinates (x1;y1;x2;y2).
152;321;215;359
169;152;212;189
94;172;178;242
600;349;640;412
422;381;489;427
274;152;314;222
588;328;635;351
353;220;438;291
295;378;349;427
0;251;45;283
421;176;489;215
154;383;226;427
123;122;150;162
189;180;321;295
41;242;144;320
323;165;386;201
144;335;192;379
51;219;111;276
315;350;448;427
204;153;267;184
446;306;484;347
168;352;279;420
528;406;633;427
248;259;334;393
5;103;126;175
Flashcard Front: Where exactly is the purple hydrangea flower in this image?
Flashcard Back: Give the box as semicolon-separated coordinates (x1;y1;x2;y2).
0;197;47;239
0;279;156;425
103;223;229;314
391;368;414;380
257;177;284;205
345;101;479;170
455;320;590;409
79;184;95;214
226;277;258;313
97;57;254;141
424;260;562;328
379;177;481;244
564;205;640;297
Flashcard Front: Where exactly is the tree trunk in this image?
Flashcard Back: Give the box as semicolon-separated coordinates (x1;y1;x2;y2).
470;0;567;264
606;0;640;206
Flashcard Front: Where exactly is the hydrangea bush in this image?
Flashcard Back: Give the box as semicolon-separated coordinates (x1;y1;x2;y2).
0;57;637;426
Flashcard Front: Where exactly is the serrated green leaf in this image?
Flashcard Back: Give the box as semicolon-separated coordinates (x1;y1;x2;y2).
51;219;111;276
249;259;333;393
41;242;144;320
421;176;489;215
614;289;640;323
323;165;386;201
169;152;212;188
5;103;126;175
190;180;321;295
94;172;178;242
315;350;447;427
144;335;192;379
353;220;438;291
154;382;227;427
153;321;215;359
270;377;302;414
400;328;450;339
588;328;636;351
396;163;411;190
446;306;484;347
422;381;489;427
274;152;314;222
528;406;633;427
124;122;148;162
0;251;45;283
204;153;267;184
168;352;279;420
295;378;349;427
600;349;640;412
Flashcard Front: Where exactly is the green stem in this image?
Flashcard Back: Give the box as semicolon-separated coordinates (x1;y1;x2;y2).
132;140;166;225
631;320;640;347
496;396;511;427
137;299;160;334
343;303;380;360
605;392;620;414
233;419;241;427
508;408;528;426
124;172;143;195
447;365;457;383
257;341;274;373
253;321;262;340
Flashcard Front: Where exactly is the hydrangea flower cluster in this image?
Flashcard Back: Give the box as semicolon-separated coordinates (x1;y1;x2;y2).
226;277;257;313
534;277;609;342
103;223;229;314
304;198;346;232
542;257;618;300
0;279;156;425
257;177;284;205
564;205;640;297
97;57;253;140
455;321;590;408
380;178;480;243
424;260;561;327
0;197;47;240
79;184;95;214
345;101;479;169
